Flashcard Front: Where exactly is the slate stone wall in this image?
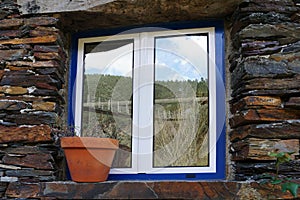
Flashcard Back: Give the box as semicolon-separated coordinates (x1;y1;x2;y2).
229;0;300;180
0;0;66;196
0;0;299;199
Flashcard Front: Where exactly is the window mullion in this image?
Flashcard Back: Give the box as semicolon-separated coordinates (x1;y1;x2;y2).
136;33;155;173
75;39;85;136
130;35;141;173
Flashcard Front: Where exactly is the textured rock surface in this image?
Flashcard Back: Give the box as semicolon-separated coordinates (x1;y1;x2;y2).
0;0;299;199
0;125;51;143
229;0;300;180
0;1;66;196
4;181;299;199
17;0;242;17
57;0;242;31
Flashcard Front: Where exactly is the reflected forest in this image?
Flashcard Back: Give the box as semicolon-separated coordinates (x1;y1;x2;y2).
82;74;209;168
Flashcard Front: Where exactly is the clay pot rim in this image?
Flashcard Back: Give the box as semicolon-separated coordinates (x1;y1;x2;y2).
61;137;119;149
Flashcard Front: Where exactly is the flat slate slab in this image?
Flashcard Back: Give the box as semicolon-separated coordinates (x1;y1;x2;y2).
4;181;299;199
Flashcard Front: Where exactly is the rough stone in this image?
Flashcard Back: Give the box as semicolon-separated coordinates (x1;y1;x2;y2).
0;9;9;20
5;146;43;154
288;61;300;74
241;40;282;56
24;17;59;27
236;89;300;99
19;176;56;182
0;0;297;196
6;169;54;177
0;100;29;111
0;177;18;182
3;86;28;95
16;0;242;18
232;75;300;98
0;18;23;29
34;83;58;91
231;57;292;88
33;45;61;53
250;182;300;199
37;181;299;199
270;52;300;62
247;76;300;90
5;182;40;198
282;41;300;53
3;153;54;170
57;0;242;31
29;26;59;37
0;164;21;170
5;64;29;71
235;160;300;180
285;97;300;107
35;68;64;83
238;1;297;14
10;44;32;50
30;89;60;98
231;138;299;160
7;60;61;68
230;108;300;128
237;23;300;45
0;30;23;38
0;95;61;104
230;121;300;141
4;112;58;125
0;35;59;45
292;12;300;22
0;182;8;193
0;74;60;88
0;49;27;61
41;181;242;199
34;52;60;61
242;12;290;25
231;96;282;114
32;101;56;111
0;45;9;50
42;181;117;199
0;125;52;143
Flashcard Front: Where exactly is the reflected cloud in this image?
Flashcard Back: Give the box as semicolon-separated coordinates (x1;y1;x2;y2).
85;43;133;76
155;35;208;81
84;34;208;82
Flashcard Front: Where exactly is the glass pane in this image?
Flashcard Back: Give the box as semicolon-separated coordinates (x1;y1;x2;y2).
82;39;133;168
153;34;209;167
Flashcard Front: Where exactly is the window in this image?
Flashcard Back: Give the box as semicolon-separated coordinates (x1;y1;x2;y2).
69;22;225;180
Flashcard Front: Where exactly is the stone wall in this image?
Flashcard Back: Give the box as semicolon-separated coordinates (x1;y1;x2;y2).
229;0;300;180
0;0;299;199
0;0;66;197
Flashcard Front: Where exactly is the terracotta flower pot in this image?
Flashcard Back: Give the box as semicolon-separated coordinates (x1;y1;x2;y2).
60;137;119;182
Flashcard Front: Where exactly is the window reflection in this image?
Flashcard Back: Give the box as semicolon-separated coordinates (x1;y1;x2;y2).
82;40;134;168
153;35;209;167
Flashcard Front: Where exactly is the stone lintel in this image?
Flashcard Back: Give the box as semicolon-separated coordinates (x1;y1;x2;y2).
16;0;242;19
16;0;115;14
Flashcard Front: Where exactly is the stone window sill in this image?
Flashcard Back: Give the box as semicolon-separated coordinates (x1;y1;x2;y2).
5;180;298;199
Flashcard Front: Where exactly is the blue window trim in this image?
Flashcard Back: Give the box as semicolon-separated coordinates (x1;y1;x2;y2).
68;20;226;180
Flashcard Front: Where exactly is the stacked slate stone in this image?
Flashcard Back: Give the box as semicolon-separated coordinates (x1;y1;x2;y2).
0;0;66;195
229;0;300;180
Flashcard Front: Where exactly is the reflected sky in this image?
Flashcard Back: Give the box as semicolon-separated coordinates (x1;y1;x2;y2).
84;34;208;81
84;43;133;76
155;35;208;81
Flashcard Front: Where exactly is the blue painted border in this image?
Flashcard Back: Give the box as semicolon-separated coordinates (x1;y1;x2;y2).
68;20;226;180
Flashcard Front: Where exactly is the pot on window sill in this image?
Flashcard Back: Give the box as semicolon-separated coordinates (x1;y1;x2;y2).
60;137;119;182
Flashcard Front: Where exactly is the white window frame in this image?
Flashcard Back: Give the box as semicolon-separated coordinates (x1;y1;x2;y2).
74;27;217;174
